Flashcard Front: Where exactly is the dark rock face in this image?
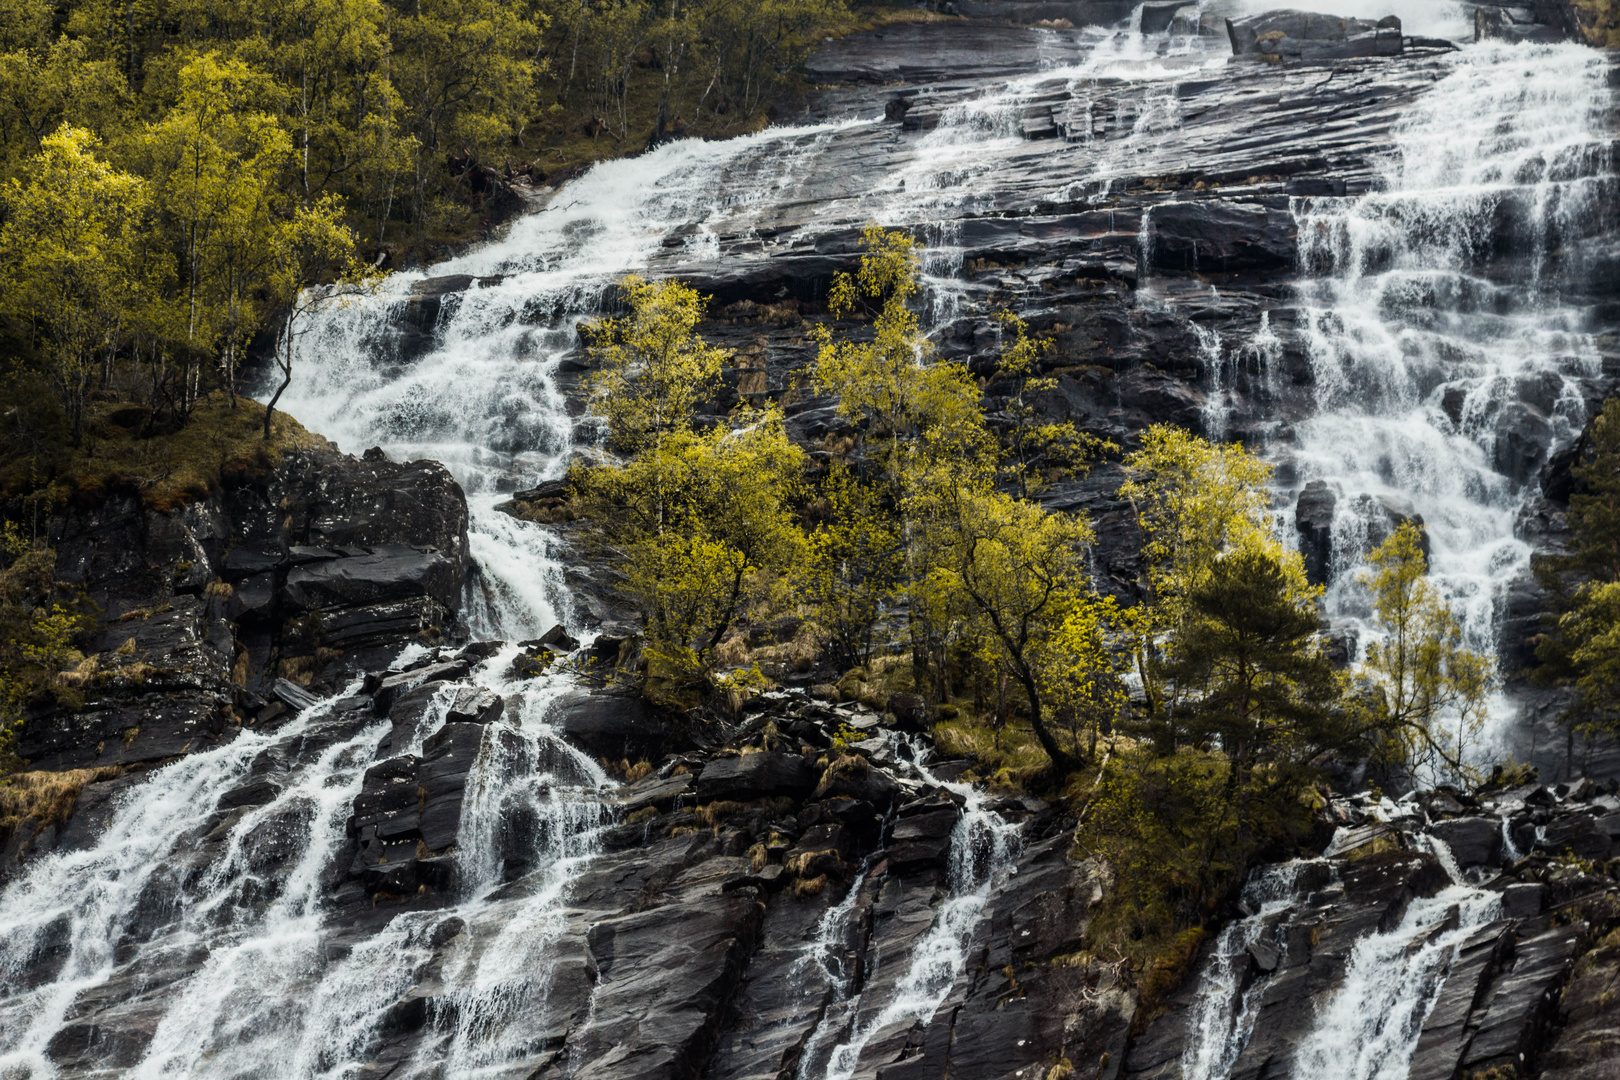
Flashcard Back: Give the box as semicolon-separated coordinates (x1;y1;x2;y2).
10;447;469;784
695;751;819;801
7;14;1620;1080
1295;480;1335;586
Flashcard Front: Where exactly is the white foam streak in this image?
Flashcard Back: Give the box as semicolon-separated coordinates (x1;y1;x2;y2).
1293;885;1501;1080
0;693;349;1078
1181;862;1322;1080
816;755;1022;1080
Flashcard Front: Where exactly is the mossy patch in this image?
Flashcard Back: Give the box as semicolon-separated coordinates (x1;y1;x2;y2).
1;391;327;514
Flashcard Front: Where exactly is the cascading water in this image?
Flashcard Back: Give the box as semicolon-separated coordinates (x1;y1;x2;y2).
1292;835;1502;1080
1179;861;1326;1080
806;755;1023;1080
2;12;1612;1079
1284;43;1615;760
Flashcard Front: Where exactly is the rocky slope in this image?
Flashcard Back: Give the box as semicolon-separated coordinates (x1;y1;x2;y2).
2;445;469;866
4;7;1620;1080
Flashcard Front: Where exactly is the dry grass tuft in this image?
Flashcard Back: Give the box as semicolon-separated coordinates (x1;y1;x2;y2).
0;767;124;834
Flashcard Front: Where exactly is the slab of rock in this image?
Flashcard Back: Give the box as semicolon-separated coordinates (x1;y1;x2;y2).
695;752;818;801
1430;816;1505;867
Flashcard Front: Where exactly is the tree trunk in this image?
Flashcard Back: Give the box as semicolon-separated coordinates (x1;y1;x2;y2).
1019;666;1079;773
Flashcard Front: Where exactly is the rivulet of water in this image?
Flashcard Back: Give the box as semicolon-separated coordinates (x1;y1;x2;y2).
811;754;1023;1080
1292;859;1500;1080
1180;861;1324;1080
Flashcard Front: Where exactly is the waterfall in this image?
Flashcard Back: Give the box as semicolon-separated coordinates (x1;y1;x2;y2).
1285;43;1615;761
810;756;1023;1080
1292;864;1502;1080
3;16;1613;1079
1179;861;1324;1080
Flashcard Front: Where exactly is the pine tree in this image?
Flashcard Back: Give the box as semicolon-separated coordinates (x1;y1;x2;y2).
1162;547;1344;820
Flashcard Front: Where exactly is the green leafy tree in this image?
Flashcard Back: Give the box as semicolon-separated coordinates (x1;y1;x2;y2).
909;472;1096;772
695;0;848;121
0;125;156;443
803;464;904;671
812;225;981;495
1119;425;1305;732
263;194;376;438
389;0;543;223
135;53;293;410
582;411;805;688
227;0;411;228
1535;398;1620;747
0;525;96;773
1357;521;1491;785
0;38;130;177
583;274;728;456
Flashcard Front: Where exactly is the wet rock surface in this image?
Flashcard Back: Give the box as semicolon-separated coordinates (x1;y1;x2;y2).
1125;780;1620;1080
2;446;469;866
5;10;1620;1080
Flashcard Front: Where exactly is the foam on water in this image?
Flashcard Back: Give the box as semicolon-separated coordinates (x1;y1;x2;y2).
1293;869;1502;1080
1285;42;1614;767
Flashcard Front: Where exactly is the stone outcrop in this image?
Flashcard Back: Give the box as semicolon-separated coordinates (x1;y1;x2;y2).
1125;780;1620;1080
7;445;469;801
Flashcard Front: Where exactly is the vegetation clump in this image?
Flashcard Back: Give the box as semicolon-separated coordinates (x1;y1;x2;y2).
565;225;1518;1010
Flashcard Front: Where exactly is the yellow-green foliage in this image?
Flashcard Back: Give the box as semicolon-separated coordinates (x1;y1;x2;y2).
1569;0;1620;45
812;224;982;490
583;275;730;455
1118;426;1313;717
803;464;904;671
1534;398;1620;742
1119;424;1293;611
576;278;804;693
1356;521;1491;785
931;710;1051;792
0;126;153;444
583;413;805;691
0;529;97;771
1074;744;1311;993
907;467;1106;771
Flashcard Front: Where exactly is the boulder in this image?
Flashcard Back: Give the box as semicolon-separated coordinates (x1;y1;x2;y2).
885;693;931;733
1296;480;1336;586
445;686;504;724
281;545;461;612
552;686;664;759
1535;814;1613;862
1429;816;1504;867
1501;881;1546;918
812;753;900;805
1139;0;1182;33
696;752;819;801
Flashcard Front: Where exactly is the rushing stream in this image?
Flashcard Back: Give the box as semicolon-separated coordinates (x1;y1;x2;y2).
0;10;1615;1079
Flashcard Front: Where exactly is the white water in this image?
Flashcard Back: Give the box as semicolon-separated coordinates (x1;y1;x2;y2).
812;756;1023;1080
1180;861;1324;1080
1293;831;1502;1080
1283;43;1614;761
0;689;360;1077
